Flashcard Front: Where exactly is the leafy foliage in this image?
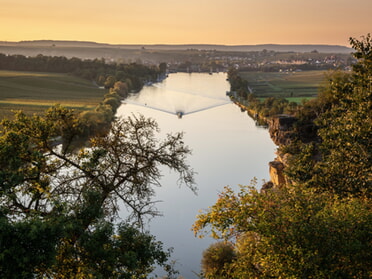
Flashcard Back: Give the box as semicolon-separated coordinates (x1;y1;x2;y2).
284;34;372;197
51;222;172;279
0;107;195;278
194;184;372;278
0;215;62;279
201;242;236;279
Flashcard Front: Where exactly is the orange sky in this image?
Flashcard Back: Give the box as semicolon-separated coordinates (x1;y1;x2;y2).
0;0;371;46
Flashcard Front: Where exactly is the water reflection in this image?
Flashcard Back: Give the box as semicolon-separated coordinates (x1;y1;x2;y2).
126;73;231;118
116;73;276;278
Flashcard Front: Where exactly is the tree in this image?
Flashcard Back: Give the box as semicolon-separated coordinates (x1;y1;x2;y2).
0;216;62;278
159;62;167;74
193;184;372;278
349;33;372;86
312;34;371;197
285;34;372;197
0;106;195;278
112;81;129;98
201;242;236;279
104;75;116;89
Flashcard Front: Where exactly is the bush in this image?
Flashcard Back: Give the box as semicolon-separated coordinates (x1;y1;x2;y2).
201;242;236;279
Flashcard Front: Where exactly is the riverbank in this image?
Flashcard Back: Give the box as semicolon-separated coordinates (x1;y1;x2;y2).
232;99;299;189
232;100;269;126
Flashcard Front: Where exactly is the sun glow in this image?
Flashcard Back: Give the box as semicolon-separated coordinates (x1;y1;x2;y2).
1;0;371;45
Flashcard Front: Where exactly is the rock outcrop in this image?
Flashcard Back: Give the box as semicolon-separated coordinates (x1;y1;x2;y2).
268;114;297;146
234;104;318;189
266;114;299;187
269;160;286;187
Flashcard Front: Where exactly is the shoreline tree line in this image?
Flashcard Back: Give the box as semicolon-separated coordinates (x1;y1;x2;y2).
0;53;163;91
0;53;167;146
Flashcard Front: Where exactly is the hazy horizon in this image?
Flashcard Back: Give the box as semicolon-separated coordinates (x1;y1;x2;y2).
1;0;371;47
0;39;354;48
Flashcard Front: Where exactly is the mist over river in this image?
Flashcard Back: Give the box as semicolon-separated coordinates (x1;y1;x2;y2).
116;72;276;278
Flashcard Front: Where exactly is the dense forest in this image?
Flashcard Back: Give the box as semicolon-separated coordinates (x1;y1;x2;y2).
194;35;371;278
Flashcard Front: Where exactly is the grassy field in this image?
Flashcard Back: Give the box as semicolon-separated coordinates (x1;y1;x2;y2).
240;70;326;101
0;70;106;119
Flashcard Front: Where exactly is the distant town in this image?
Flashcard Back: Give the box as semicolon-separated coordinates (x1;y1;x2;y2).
0;40;354;73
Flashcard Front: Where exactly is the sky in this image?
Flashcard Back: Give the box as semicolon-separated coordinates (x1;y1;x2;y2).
0;0;371;46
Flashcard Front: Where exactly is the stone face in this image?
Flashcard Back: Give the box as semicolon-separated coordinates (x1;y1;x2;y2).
269;160;286;187
266;115;301;187
235;107;315;189
268;114;297;146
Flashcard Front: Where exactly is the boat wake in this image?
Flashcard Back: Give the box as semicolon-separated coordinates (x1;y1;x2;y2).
123;99;231;118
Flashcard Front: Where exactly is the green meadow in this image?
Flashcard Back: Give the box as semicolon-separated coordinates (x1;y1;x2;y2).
0;70;106;119
240;70;326;101
0;69;327;119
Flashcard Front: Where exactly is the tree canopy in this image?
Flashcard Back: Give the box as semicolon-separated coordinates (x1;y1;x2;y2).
0;107;195;278
284;34;372;197
193;183;372;278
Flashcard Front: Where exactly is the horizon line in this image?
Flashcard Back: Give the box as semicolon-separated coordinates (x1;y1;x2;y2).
0;39;352;48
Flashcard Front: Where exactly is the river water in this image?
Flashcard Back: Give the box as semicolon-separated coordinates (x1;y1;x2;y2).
116;73;276;278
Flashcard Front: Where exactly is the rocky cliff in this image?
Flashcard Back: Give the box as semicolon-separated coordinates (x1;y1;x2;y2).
268;114;297;146
265;115;296;187
234;102;315;189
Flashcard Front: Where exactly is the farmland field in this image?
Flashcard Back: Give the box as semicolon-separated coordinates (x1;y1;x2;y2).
239;70;327;101
0;70;106;119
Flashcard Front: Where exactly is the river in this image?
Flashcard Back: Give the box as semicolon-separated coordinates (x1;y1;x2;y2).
115;72;276;278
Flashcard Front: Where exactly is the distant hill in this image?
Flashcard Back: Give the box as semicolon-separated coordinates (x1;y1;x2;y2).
0;40;352;53
136;44;352;53
0;40;353;67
